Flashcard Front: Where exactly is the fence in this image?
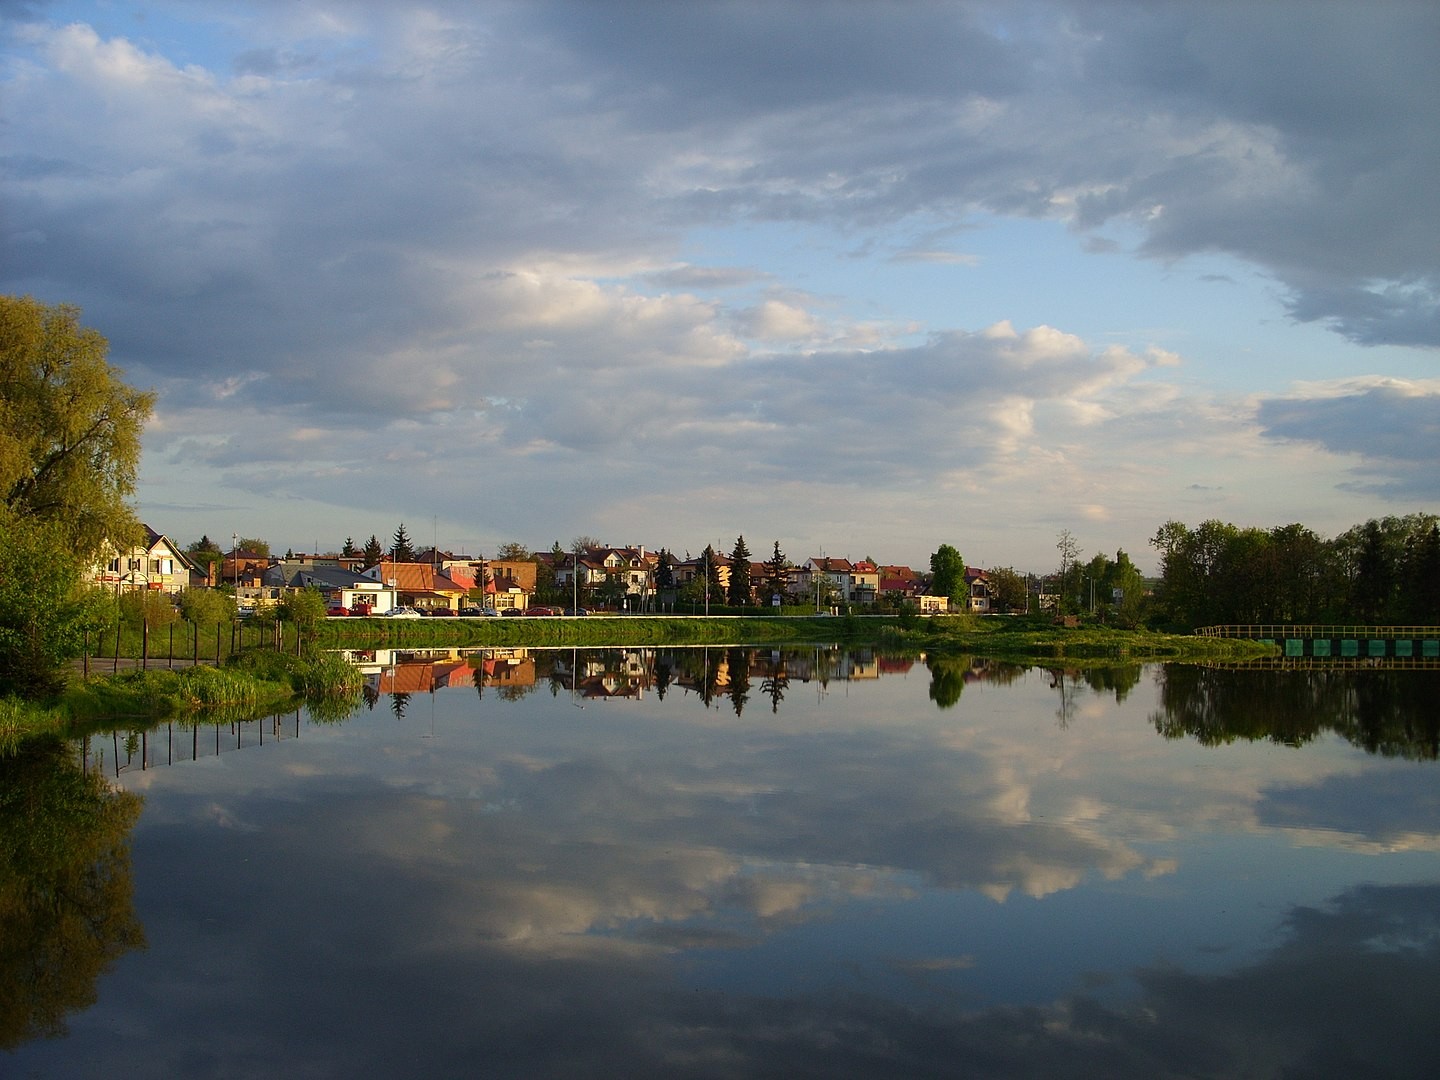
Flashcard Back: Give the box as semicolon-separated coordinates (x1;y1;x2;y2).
81;616;305;676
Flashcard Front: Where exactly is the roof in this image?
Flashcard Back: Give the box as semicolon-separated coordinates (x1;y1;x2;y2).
282;565;377;590
366;560;466;595
137;524;200;572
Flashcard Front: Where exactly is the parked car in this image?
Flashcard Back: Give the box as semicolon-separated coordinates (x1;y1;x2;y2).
425;607;455;616
327;605;350;617
384;606;422;619
500;608;522;616
562;608;588;617
459;606;482;617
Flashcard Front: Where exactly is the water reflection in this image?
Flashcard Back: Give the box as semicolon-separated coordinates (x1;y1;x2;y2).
7;649;1440;1077
0;736;145;1048
1155;664;1440;758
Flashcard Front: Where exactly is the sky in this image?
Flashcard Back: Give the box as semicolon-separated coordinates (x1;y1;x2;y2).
4;0;1438;574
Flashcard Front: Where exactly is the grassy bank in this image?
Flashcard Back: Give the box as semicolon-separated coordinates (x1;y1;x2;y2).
894;614;1280;661
2;649;365;754
318;612;1279;660
316;614;857;648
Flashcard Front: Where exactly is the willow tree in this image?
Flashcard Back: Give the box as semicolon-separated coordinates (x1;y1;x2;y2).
0;296;155;557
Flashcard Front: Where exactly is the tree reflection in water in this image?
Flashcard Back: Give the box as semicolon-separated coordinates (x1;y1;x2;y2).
0;736;145;1047
1153;666;1440;759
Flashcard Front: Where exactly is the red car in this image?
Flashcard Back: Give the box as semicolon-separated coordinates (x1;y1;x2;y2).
327;604;350;617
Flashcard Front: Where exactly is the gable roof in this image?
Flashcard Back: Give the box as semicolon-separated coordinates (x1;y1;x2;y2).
281;565;377;590
365;560;466;595
138;524;199;572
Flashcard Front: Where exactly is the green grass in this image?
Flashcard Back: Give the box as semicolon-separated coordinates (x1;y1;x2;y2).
317;614;850;648
318;611;1279;659
0;696;69;757
2;647;366;753
898;613;1279;660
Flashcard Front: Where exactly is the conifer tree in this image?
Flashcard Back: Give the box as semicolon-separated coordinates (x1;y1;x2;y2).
363;535;383;567
391;523;415;562
763;541;788;606
728;535;752;605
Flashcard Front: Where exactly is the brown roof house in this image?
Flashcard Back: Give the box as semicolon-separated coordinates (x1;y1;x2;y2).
361;560;468;613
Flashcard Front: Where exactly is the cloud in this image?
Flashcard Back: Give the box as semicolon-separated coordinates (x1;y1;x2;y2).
1257;378;1440;499
3;2;1435;564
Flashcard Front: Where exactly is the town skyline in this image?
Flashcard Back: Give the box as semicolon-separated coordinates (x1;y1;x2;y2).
4;2;1436;576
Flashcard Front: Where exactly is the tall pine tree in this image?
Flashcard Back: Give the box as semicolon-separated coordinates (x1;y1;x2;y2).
728;535;752;605
763;541;788;606
363;535;383;567
700;544;723;604
655;549;675;590
391;523;415;562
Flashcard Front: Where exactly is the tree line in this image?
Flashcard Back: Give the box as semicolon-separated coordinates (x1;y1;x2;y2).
1148;515;1440;629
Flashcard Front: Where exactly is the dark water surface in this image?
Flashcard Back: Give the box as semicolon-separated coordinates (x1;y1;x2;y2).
6;648;1440;1078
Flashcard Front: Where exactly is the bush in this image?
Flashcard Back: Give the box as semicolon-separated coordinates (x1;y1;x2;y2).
177;588;235;627
119;589;180;630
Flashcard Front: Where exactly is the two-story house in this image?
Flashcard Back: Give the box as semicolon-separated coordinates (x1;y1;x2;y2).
91;525;200;595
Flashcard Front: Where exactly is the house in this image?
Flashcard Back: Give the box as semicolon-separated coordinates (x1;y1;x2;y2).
275;564;395;614
222;547;271;588
491;560;537;612
796;557;879;604
359;560;468;613
878;565;925;603
964;567;992;613
850;560;880;605
555;546;657;608
91;525;200;595
673;551;730;597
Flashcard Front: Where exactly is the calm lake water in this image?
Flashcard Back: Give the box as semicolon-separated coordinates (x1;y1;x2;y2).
6;647;1440;1078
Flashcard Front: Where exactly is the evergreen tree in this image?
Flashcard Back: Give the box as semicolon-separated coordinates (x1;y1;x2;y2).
655;549;675;590
185;535;224;583
391;523;415;562
763;541;788;606
363;535;383;567
727;535;752;605
761;659;789;713
699;544;722;606
341;537;358;558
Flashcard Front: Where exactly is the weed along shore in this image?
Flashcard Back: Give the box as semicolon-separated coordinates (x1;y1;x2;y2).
2;650;366;754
